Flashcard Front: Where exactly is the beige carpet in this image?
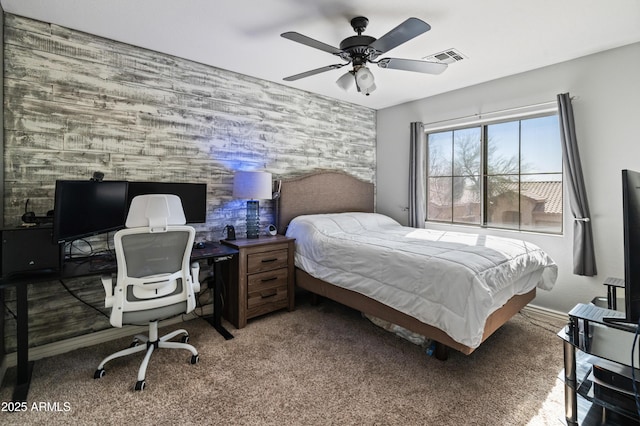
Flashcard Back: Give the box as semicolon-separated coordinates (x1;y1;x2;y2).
1;294;566;425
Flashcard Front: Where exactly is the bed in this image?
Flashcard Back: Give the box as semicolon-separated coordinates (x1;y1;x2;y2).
276;170;558;359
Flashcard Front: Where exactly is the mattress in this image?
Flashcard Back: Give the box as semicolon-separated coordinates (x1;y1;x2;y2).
285;212;558;348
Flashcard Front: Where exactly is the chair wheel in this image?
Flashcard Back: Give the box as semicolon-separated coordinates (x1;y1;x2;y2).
129;339;141;348
94;369;106;379
134;380;146;391
190;354;199;364
181;335;189;344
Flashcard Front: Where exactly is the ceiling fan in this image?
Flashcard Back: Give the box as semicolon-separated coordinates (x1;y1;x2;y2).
281;16;447;96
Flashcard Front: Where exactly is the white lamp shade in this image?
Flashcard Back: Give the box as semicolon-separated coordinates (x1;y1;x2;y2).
360;82;376;96
233;171;273;200
355;67;375;90
336;71;355;91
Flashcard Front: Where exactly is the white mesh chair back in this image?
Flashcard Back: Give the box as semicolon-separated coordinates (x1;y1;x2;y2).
106;194;197;327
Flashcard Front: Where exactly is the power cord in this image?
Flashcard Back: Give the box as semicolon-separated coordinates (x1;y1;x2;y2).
67;238;93;259
631;318;640;418
1;279;108;324
2;298;17;321
192;275;225;320
66;232;117;261
58;279;110;319
517;309;565;334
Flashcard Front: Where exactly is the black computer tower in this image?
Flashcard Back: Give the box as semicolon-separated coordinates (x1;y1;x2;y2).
0;226;62;278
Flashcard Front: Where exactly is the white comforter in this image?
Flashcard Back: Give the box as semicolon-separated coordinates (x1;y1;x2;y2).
286;212;557;348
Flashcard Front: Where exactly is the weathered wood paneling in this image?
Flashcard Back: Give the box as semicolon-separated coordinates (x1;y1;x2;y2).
2;14;376;352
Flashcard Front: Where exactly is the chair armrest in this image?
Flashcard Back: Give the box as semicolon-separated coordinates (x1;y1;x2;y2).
101;274;115;308
191;262;201;293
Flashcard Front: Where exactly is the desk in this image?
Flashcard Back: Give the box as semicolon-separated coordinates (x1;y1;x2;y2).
0;241;237;402
190;242;238;340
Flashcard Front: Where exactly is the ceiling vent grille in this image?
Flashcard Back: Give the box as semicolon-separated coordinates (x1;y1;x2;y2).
423;48;466;64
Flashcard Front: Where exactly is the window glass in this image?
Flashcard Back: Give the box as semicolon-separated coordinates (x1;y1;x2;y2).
521;115;563;174
427;128;481;224
427;177;452;221
487;121;519;176
486;175;519;230
427;132;452;176
425;113;563;234
452;176;481;224
519;173;563;233
453;127;481;176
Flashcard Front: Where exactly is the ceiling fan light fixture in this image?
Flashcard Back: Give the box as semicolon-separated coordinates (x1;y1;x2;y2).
355;66;375;91
336;71;355;91
359;82;376;96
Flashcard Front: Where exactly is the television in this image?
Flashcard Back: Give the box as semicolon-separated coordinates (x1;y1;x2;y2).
621;169;640;325
127;182;207;224
53;180;129;244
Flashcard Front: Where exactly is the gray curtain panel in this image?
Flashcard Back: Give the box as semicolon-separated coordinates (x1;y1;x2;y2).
557;93;597;276
409;122;427;228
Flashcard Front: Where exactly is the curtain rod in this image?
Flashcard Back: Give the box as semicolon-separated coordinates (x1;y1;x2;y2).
422;98;568;132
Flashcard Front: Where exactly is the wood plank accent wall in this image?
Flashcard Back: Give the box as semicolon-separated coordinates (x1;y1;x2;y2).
2;14;376;352
0;4;5;369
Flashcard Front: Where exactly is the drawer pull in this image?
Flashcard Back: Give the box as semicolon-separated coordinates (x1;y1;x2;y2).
260;290;277;298
261;276;278;283
261;258;278;263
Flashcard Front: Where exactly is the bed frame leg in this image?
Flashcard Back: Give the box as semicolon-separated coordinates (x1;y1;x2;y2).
434;342;449;361
310;293;321;306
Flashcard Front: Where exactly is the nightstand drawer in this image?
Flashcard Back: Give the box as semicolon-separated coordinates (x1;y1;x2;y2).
220;235;295;328
247;248;288;274
247;269;289;314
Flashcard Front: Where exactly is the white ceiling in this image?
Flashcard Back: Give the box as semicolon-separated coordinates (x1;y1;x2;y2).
2;0;640;110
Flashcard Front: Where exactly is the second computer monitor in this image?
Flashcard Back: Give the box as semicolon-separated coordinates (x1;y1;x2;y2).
127;182;207;224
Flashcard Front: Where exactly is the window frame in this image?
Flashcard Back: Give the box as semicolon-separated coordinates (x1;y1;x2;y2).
425;111;563;235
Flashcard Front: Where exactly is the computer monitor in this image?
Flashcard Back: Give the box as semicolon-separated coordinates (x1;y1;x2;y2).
622;169;640;324
126;182;207;224
52;180;129;244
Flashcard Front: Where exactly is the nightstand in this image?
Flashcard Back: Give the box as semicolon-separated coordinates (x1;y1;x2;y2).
220;235;295;328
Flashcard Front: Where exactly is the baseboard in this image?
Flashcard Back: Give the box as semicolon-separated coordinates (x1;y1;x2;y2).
522;304;568;324
3;305;214;369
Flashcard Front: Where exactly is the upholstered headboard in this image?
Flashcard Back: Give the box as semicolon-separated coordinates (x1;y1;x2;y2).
276;170;374;235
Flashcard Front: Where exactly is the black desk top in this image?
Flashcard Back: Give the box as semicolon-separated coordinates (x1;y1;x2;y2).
190;241;238;261
0;241;238;288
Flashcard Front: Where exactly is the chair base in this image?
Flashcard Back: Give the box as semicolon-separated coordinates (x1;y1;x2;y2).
94;320;198;390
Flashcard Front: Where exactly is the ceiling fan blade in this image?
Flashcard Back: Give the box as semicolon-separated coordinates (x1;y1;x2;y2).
281;31;343;55
368;18;431;55
283;63;347;81
377;58;447;74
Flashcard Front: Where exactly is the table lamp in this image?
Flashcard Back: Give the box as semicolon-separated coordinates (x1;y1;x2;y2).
232;171;272;239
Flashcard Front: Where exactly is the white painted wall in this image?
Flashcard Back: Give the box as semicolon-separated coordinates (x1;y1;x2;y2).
376;42;640;314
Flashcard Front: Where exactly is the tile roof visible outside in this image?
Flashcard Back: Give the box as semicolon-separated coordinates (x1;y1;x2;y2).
521;181;563;214
434;180;562;214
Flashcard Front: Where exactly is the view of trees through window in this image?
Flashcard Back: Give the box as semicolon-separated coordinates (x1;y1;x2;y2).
426;114;563;234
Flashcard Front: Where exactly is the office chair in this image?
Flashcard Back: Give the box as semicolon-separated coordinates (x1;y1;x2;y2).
94;194;201;391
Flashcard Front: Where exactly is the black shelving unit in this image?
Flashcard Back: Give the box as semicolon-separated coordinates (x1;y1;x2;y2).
559;300;640;425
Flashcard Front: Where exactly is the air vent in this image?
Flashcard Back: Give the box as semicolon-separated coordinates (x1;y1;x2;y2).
423;48;466;64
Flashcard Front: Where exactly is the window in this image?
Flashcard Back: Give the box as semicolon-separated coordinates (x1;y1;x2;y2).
426;114;563;234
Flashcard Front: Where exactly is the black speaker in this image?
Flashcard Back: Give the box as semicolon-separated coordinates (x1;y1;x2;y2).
1;227;62;278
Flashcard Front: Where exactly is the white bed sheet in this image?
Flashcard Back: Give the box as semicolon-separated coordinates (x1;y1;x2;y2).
285;212;558;348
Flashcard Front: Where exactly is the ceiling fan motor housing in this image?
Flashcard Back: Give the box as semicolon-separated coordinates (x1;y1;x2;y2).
339;35;378;64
